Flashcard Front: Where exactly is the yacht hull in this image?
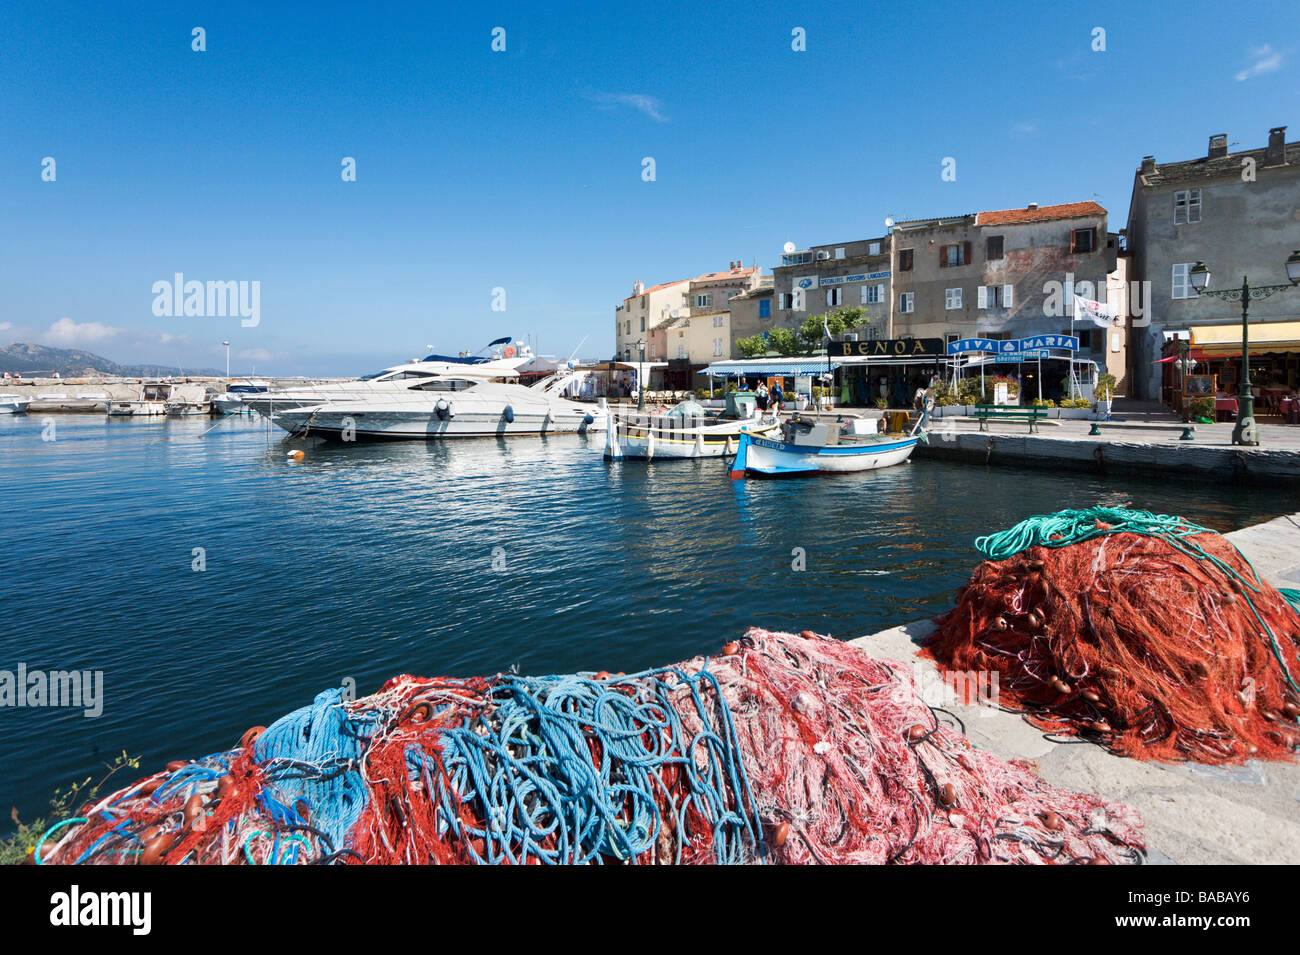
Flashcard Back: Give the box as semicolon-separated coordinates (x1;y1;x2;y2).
269;405;603;440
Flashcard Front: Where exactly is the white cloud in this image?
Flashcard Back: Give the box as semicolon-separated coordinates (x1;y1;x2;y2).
1235;44;1283;81
43;317;120;346
585;91;668;122
1012;121;1038;136
0;322;11;332
238;348;273;362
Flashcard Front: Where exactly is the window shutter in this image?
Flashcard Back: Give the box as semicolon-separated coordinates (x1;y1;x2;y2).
977;286;988;309
963;241;972;265
860;285;868;305
876;283;884;302
1003;284;1013;307
938;245;947;268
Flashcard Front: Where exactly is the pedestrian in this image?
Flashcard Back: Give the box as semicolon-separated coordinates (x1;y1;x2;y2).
755;382;769;411
771;380;784;412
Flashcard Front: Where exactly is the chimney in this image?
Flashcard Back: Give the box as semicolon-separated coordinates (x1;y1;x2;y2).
1027;201;1039;210
1208;134;1228;159
1140;155;1156;176
1266;126;1287;166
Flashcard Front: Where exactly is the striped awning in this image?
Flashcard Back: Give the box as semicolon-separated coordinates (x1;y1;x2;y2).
701;359;833;376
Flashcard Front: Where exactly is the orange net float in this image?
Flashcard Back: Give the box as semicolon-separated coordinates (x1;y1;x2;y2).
925;508;1300;764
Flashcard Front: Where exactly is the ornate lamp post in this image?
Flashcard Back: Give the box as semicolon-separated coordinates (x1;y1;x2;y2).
1189;251;1300;446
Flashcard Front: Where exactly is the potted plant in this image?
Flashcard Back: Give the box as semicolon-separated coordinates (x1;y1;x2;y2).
1093;372;1117;419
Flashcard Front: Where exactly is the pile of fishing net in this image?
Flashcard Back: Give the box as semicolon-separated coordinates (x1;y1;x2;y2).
38;628;1143;865
927;507;1300;764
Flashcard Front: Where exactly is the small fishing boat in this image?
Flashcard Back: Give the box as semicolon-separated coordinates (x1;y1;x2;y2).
0;394;32;414
729;410;926;478
107;383;172;417
603;391;778;461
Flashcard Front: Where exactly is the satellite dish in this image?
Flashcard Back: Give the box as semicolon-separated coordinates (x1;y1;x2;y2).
884;217;895;228
783;241;796;254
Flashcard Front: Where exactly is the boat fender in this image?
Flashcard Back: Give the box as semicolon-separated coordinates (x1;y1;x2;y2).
503;405;515;423
583;412;594;425
436;398;455;420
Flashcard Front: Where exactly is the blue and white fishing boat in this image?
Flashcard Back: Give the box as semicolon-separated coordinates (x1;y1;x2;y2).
729;411;926;478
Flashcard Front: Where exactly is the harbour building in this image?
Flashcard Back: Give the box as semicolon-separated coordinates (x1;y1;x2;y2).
1124;125;1300;408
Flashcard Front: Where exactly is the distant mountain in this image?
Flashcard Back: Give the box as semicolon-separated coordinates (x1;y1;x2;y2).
0;343;222;378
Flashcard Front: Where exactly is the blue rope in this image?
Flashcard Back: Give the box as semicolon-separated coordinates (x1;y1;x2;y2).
412;664;760;864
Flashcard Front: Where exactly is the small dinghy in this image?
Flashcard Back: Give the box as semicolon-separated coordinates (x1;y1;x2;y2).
730;409;927;478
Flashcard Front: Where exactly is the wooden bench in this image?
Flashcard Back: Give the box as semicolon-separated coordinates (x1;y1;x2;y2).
974;404;1049;434
1088;421;1196;441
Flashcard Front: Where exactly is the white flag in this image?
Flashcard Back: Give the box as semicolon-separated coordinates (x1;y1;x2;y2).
1073;294;1114;328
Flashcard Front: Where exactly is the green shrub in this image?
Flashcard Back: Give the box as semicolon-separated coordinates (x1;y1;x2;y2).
0;752;140;865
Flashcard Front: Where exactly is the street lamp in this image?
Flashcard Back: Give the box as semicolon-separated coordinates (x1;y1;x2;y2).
222;341;230;380
635;338;647;411
1190;252;1300;446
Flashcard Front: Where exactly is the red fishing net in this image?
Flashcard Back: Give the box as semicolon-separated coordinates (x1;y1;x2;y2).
926;529;1300;764
41;629;1144;865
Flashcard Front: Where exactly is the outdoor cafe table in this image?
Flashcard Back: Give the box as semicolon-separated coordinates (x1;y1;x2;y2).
1214;395;1238;422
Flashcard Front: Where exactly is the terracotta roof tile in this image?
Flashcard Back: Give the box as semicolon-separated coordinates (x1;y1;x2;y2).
976;201;1106;226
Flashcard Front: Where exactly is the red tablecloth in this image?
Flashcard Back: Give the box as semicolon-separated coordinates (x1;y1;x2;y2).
1214;396;1238;413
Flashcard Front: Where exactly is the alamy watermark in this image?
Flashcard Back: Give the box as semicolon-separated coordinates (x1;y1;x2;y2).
152;273;260;327
1;663;103;718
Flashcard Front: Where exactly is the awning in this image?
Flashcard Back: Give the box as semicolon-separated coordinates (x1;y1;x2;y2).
835;355;946;367
1189;321;1300;356
701;358;832;376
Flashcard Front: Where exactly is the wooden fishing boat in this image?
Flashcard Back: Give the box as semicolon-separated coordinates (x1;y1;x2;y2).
604;391;778;461
729;411;926;478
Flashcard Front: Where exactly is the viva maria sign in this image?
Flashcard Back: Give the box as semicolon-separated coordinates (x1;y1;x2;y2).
948;335;1078;357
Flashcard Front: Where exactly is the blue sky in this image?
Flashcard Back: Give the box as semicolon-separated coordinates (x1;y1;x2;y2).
1;0;1296;375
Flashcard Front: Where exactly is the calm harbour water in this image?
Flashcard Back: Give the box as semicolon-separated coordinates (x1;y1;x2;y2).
1;412;1296;829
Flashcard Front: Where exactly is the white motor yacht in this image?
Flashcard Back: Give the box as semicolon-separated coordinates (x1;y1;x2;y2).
213;379;269;415
241;337;537;418
0;394;32;414
267;371;605;440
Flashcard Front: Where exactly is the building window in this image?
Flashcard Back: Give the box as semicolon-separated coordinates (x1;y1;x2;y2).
977;285;998;308
1070;228;1095;254
869;241;881;256
1172;262;1195;300
861;284;882;305
945;287;962;309
626;320;631;335
1174;189;1201;225
640;317;645;331
939;242;971;268
898;249;914;271
781;251;812;266
778;292;794;310
713;338;723;357
826;287;842;307
899;292;915;313
695;294;712;308
713;314;724;327
986;235;1004;260
834;247;846;259
649;342;656;358
759;298;771;318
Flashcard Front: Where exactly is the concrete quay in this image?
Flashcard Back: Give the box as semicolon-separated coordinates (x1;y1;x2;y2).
916;411;1300;484
848;512;1300;865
